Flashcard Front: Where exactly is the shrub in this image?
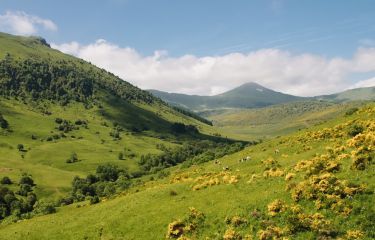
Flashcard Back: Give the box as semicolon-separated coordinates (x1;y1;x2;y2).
17;184;32;196
223;228;241;240
19;174;34;186
17;144;24;151
58;196;74;206
33;201;56;215
55;118;63;124
348;124;364;137
0;114;9;129
96;164;121;182
66;152;79;163
89;195;100;205
0;176;12;185
169;190;178;196
345;107;358;116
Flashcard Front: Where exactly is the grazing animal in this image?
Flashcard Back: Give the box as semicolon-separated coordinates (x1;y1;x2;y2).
274;149;280;154
223;166;230;171
214;160;221;165
246;156;251;161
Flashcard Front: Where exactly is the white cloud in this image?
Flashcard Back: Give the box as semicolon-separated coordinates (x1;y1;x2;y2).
51;40;375;96
0;11;57;35
348;77;375;89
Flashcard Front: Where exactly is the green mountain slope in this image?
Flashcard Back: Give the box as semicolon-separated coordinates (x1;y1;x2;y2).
149;82;303;111
316;86;375;102
205;101;364;141
0;103;373;239
0;32;235;202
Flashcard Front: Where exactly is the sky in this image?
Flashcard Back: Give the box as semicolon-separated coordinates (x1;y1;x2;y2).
1;0;375;96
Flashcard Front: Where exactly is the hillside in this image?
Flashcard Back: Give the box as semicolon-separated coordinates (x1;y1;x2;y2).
316;86;375;102
0;102;373;239
149;82;303;112
206;101;364;141
0;32;244;206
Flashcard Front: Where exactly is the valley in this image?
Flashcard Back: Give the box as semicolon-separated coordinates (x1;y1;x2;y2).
0;31;374;240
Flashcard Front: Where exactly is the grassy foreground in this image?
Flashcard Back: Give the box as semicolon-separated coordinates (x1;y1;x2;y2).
0;103;373;239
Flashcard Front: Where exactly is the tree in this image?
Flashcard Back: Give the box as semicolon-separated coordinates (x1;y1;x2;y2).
19;174;35;186
0;114;8;129
0;176;12;185
17;144;24;151
118;152;124;160
96;164;121;182
66;152;78;163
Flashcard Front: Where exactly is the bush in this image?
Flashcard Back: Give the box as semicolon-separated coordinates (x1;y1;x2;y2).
55;118;63;124
17;144;24;151
0;176;12;185
58;196;74;206
96;164;122;182
33;201;56;215
89;195;100;204
17;184;33;196
19;174;34;186
66;152;79;163
348;124;364;137
345;107;358;116
0;114;9;129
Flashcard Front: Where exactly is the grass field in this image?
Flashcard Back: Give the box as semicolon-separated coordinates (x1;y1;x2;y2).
0;102;373;239
207;101;364;141
0;96;217;200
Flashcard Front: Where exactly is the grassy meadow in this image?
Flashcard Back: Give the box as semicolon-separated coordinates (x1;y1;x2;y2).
0;103;373;239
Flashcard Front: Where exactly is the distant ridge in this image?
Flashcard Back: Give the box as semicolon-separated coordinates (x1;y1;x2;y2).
149;82;375;112
149;82;302;111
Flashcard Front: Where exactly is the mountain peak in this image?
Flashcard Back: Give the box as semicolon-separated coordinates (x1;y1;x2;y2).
238;82;264;88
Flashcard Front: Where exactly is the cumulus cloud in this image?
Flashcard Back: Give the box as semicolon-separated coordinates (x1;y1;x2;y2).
348;77;375;89
51;40;375;96
0;11;57;35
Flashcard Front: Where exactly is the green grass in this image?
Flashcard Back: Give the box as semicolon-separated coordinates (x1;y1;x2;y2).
0;103;373;239
207;101;364;141
0;96;215;200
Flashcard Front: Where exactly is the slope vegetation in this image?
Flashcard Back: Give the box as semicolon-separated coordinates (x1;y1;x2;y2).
0;32;236;202
206;101;363;140
1;103;373;239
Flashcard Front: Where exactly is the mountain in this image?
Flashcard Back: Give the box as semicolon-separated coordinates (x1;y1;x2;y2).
149;82;303;111
150;83;375;113
316;86;375;101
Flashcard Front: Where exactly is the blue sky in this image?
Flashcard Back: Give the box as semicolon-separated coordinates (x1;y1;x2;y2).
2;0;375;57
1;0;375;95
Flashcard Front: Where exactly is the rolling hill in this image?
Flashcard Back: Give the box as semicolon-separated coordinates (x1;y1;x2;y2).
316;86;375;102
205;101;365;141
0;32;241;203
0;102;373;239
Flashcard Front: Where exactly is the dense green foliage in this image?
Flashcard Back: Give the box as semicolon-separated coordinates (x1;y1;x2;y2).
70;164;131;202
0;174;37;220
139;140;247;172
0;54;156;105
0;113;8;129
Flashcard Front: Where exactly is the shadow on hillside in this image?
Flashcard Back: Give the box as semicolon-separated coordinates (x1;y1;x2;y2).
99;95;245;143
